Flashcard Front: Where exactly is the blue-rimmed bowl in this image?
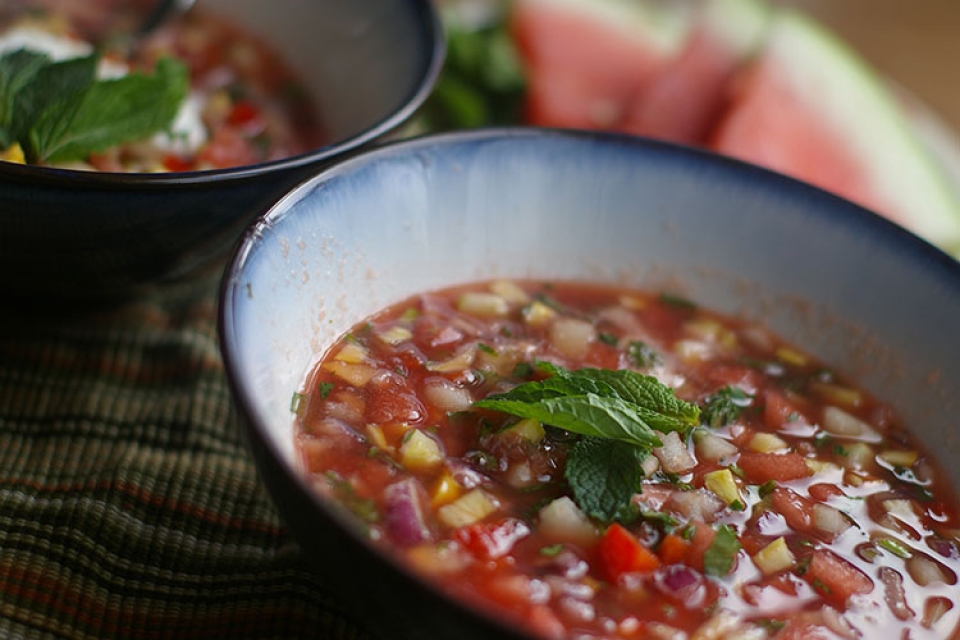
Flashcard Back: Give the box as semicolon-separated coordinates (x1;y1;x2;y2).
0;0;443;304
219;128;960;639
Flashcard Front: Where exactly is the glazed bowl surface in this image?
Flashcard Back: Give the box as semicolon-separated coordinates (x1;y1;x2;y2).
219;128;960;640
0;0;442;303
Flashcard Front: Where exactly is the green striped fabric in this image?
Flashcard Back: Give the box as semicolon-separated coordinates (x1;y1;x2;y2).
0;276;372;639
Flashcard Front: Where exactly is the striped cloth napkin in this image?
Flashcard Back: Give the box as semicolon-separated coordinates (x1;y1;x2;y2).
0;275;371;640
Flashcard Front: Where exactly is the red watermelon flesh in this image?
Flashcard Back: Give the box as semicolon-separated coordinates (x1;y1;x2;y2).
619;0;769;144
511;0;687;130
619;28;742;144
709;10;960;250
709;60;889;219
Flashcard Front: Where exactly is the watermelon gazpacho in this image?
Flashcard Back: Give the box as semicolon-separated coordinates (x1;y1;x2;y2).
294;280;960;639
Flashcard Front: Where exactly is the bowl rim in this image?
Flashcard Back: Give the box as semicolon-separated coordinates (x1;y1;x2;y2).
0;0;445;189
218;126;960;639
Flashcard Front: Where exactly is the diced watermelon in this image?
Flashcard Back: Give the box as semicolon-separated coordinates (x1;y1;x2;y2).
621;0;770;144
709;9;960;252
596;522;660;580
738;451;811;483
510;0;689;129
805;549;874;605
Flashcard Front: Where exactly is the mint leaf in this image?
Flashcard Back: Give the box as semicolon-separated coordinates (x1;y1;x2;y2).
38;56;188;164
565;437;643;524
0;49;188;164
0;49;50;147
703;524;740;577
18;54;98;162
474;363;699;446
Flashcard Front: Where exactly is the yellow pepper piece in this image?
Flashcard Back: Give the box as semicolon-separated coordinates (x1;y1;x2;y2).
1;143;26;164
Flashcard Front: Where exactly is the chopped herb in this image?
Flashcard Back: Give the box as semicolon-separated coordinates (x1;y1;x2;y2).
400;307;420;322
811;578;832;595
700;386;753;428
626;340;660;368
877;538;912;559
639;509;678;528
758;619;787;632
658;292;696;310
834;445;849;457
325;471;379;524
729;464;746;479
598;332;619;346
758;480;777;498
729;499;746;512
813;432;833;448
703;525;740;577
317;381;334;399
652;472;694;492
477;342;497;355
680;524;696;541
290;391;305;415
539;544;564;557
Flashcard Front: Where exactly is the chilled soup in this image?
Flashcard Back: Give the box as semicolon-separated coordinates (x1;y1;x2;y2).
293;280;960;639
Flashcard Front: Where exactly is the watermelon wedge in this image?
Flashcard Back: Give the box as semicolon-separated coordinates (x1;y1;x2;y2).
620;0;770;144
510;0;690;129
709;9;960;253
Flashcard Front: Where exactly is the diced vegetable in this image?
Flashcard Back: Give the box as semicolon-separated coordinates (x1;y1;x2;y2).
703;468;741;506
597;523;660;580
537;496;597;547
437;489;499;529
822;406;881;442
548;317;595;359
503;417;546;442
490;280;530;305
737;451;810;483
653;430;696;474
753;537;795;575
522;300;556;325
423;378;475;412
321;361;378;386
401;429;444;471
693;429;738;462
457;291;510;317
334;342;369;363
748;432;788;453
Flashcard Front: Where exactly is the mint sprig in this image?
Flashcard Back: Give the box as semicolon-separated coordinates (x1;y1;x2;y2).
474;362;699;448
474;363;700;524
0;49;188;164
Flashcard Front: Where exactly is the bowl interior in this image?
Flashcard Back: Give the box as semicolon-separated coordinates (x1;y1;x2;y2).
222;130;960;497
203;0;439;152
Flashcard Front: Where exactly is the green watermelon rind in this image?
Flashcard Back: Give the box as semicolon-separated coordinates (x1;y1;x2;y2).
764;8;960;253
699;0;770;56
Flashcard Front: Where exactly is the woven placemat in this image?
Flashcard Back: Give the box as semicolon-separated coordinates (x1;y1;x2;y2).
0;276;373;640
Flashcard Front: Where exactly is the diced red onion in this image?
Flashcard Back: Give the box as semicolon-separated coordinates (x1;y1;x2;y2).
653;431;697;474
879;567;915;621
383;478;433;547
654;565;706;609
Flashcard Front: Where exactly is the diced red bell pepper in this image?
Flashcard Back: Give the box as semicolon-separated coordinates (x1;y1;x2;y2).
657;533;690;565
597;523;660;581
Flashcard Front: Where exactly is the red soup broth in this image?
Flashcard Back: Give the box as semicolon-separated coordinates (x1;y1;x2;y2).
293;280;960;640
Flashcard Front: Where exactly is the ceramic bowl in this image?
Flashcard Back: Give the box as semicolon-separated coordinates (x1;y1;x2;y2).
0;0;442;303
218;128;960;640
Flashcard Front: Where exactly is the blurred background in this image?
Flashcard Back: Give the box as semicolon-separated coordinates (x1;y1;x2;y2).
790;0;960;132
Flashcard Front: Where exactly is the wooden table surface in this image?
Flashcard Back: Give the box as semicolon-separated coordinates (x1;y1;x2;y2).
789;0;960;133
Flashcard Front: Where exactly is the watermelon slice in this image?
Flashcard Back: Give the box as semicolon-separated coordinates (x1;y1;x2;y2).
510;0;690;129
620;0;770;144
709;9;960;253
